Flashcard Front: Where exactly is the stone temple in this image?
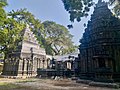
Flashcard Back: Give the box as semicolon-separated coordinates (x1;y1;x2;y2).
79;0;120;82
2;25;48;77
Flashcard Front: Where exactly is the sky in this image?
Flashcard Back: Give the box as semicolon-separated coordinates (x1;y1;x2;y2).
4;0;101;45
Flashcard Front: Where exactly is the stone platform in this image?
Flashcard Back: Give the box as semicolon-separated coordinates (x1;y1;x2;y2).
76;79;120;89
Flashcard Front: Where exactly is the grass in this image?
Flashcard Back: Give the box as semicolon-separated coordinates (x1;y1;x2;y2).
17;79;36;83
0;78;117;90
0;82;39;90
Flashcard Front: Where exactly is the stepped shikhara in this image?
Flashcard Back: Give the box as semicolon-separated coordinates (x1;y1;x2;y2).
2;25;48;77
79;0;120;82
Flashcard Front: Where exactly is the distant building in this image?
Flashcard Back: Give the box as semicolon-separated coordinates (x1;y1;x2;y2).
37;52;79;78
2;25;49;77
53;52;79;70
79;0;120;82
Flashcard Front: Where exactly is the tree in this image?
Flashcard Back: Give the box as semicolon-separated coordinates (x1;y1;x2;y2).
0;0;7;54
43;21;76;55
0;1;25;59
7;9;76;55
109;0;120;16
0;0;7;26
0;18;25;58
62;0;94;23
0;1;77;57
62;0;120;27
8;9;45;47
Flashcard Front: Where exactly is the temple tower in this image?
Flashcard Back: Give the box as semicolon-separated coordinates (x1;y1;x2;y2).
79;0;120;82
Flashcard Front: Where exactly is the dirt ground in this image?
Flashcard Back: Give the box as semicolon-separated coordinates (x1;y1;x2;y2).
0;78;119;90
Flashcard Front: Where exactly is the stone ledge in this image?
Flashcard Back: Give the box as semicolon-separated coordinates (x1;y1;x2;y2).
76;79;120;89
76;79;91;84
71;77;79;80
89;81;119;89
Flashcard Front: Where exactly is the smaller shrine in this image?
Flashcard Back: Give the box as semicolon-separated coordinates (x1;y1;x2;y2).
37;52;79;78
2;25;49;77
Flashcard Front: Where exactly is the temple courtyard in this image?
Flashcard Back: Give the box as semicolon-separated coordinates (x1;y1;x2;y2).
1;0;120;90
0;77;118;90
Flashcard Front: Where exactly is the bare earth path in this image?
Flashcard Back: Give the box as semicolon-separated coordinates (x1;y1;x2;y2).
0;78;119;90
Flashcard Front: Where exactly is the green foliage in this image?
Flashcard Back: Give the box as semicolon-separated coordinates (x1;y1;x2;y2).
0;0;23;56
0;0;7;26
8;9;45;47
62;0;94;23
0;18;25;57
0;0;7;7
0;1;25;58
43;21;76;55
62;0;120;26
7;9;76;55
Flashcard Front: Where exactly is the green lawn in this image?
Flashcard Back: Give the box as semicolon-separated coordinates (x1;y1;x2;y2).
0;82;39;90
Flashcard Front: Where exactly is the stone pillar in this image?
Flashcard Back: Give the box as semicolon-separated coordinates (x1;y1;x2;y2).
21;58;25;76
33;57;37;76
37;58;39;68
8;58;11;75
26;58;30;76
39;58;41;68
12;58;15;75
47;59;49;69
40;60;42;68
42;59;45;69
18;59;23;76
15;58;19;76
12;58;15;76
23;58;27;76
26;59;29;76
5;59;9;75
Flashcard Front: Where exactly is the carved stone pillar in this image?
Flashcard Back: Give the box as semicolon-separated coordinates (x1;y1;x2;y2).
39;58;41;68
32;57;37;76
21;58;25;76
26;58;29;76
43;59;45;69
18;59;23;76
40;60;42;68
15;58;19;76
47;59;49;69
37;58;38;68
23;58;27;76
